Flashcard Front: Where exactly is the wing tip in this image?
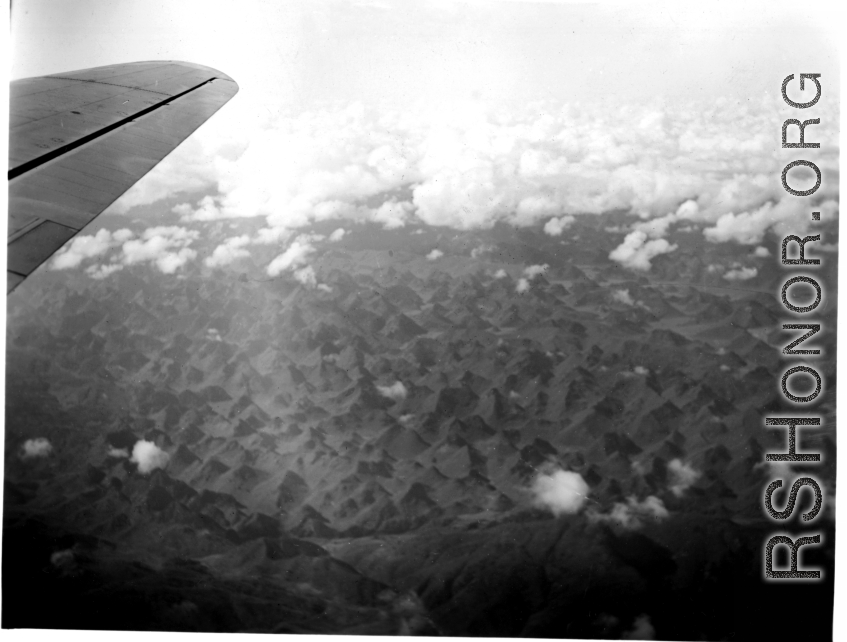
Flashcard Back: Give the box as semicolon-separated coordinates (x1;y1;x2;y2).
135;60;240;91
164;60;239;88
36;60;239;92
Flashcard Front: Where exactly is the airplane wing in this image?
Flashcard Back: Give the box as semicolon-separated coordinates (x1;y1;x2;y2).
7;61;239;293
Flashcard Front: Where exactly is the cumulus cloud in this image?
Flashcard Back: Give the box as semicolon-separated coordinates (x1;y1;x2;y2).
629;200;698;240
633;366;649;376
50;549;76;570
121;226;200;274
516;278;531;294
317;283;333;293
426;249;444;261
471;244;492;259
376;381;408;401
668;459;700;497
493;269;508;279
328;228;347;242
531;469;589;516
19;438;53;459
523;264;549;279
205;235;251;267
753;246;771;258
130;440;170;474
373;200;415;229
173;194;225;222
622;615;656;640
51;228;134;270
723;266;757;281
105;94;837;259
293;265;318;287
703;199;838;245
589;495;669;530
609;231;677;271
543;215;575;236
267;235;318;276
86;263;124;279
107;447;130;458
611;289;636;306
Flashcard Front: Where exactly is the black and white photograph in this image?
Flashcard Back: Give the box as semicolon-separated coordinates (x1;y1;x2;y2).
2;1;841;639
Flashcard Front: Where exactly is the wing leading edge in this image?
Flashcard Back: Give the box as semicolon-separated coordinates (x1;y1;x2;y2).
7;61;239;293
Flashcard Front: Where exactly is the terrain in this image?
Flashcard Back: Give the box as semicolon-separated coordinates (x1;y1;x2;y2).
3;210;837;638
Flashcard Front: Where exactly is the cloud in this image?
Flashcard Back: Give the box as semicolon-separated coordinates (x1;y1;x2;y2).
611;289;636;306
543;215;575;236
107;96;837;254
633;366;648;376
205;235;251;267
255;226;293;246
107;447;130;458
373;200;415;229
130;440;170;474
376;381;408;401
426;249;444;261
317;283;333;293
50;228;134;270
667;459;700;497
328;228;347;242
516;278;531;293
173;194;226;222
622;615;656;640
293;265;318;287
703;199;838;245
267;235;318;276
588;495;669;529
85;263;124;279
609;230;677;271
471;244;492;259
723;266;757;281
753;246;771;257
50;549;76;570
531;469;589;516
121;226;200;274
19;438;52;459
523;264;549;279
494;269;508;279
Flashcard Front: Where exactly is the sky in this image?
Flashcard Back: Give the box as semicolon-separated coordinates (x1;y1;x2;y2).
7;0;843;284
9;0;841;108
3;2;846;640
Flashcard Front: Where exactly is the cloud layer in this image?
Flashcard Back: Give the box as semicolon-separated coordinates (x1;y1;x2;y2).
67;94;836;279
52;226;200;276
